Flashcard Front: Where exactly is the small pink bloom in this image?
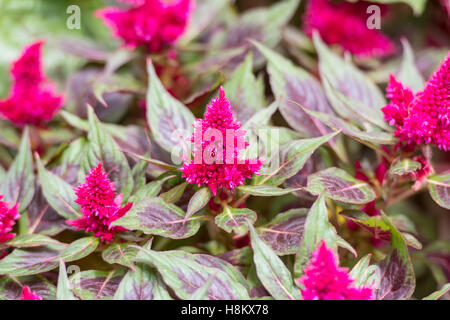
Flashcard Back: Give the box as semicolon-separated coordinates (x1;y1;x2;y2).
20;286;42;300
303;0;395;58
66;163;132;243
382;53;450;151
96;0;193;52
297;240;374;300
0;41;64;126
181;88;262;195
410;156;432;183
0;195;20;243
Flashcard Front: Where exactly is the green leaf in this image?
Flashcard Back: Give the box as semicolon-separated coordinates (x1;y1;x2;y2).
1;127;35;211
260;131;339;186
134;247;250;299
349;254;381;288
366;0;427;15
223;52;266;123
238;185;299;197
60;237;100;262
306;167;376;204
114;263;172;300
242;101;278;131
7;234;63;248
130;180;165;203
389;159;422;176
185;187;212;219
70;269;125;300
427;174;450;210
160;182;188;203
257;208;308;256
146;59;195;155
111;197;201;239
57;258;77;300
36;156;79;220
397;38;425;92
82;106;133;200
253;40;332;136
248;222;298;300
102;243;139;270
422;283;450;300
215;207;257;235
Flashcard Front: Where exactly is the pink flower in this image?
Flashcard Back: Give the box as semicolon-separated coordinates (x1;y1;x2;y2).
19;286;42;300
96;0;193;52
0;41;64;126
66;163;132;243
181;87;262;195
410;156;432;183
0;195;20;243
303;0;395;58
382;53;450;151
297;240;374;300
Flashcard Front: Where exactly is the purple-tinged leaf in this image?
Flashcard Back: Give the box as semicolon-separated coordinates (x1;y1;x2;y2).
114;264;172;300
257;209;307;256
427;174;450;210
423;283;450;300
215;207;257;235
306;167;376;204
134;248;250;300
70;269;124;300
0;275;56;300
102;243;139;270
7;234;63;248
111;197;201;239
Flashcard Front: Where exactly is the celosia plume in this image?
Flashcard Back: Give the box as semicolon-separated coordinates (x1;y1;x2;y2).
181;87;262;195
0;41;63;126
0;195;20;243
297;240;374;300
20;286;42;300
303;0;395;58
97;0;193;52
66;163;132;243
382;53;450;151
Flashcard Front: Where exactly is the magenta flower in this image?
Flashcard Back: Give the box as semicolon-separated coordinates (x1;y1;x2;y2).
0;41;64;126
0;195;20;243
96;0;193;52
297;240;374;300
303;0;395;58
181;87;262;195
66;163;132;243
382;53;450;151
19;286;42;300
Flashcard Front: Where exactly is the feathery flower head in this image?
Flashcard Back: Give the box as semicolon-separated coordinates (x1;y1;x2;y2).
297;240;374;300
181;87;262;195
20;286;42;300
96;0;193;52
66;163;132;243
303;0;395;58
382;53;450;151
0;195;20;243
0;41;64;126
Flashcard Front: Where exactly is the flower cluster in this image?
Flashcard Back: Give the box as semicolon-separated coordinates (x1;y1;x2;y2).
382;53;449;151
0;41;63;126
97;0;193;52
303;0;395;58
297;240;374;300
181;87;262;195
66;163;132;243
20;286;42;300
0;195;20;243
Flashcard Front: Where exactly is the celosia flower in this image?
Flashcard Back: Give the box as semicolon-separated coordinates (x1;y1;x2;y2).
181;87;262;195
66;163;132;243
410;156;432;183
297;240;374;300
96;0;193;52
382;53;450;151
0;195;20;243
0;41;63;126
20;286;42;300
303;0;395;58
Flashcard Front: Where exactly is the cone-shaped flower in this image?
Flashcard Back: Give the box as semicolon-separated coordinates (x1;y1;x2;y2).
382;53;450;151
20;286;42;300
303;0;395;58
66;163;132;243
0;41;63;126
297;240;374;300
96;0;193;52
0;195;20;243
181;87;262;195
